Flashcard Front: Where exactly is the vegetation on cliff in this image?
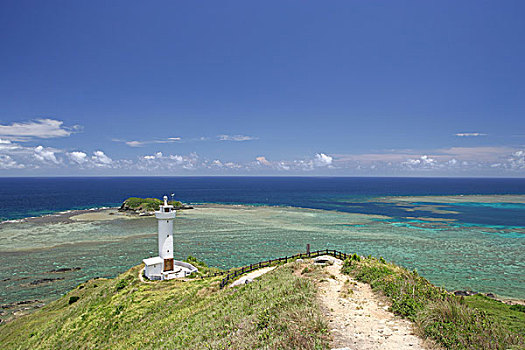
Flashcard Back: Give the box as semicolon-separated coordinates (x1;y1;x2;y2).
119;197;184;213
342;254;525;350
0;262;328;350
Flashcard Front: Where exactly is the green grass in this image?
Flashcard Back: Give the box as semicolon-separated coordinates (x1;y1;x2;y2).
0;263;328;350
342;255;524;350
122;197;162;211
464;294;525;336
121;197;184;211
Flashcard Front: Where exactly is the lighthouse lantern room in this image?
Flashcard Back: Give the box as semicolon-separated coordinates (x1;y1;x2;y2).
143;195;198;280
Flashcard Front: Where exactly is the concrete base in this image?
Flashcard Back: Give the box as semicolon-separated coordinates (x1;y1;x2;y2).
144;259;198;281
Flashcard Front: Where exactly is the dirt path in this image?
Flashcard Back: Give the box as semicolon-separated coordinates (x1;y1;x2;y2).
138;266;152;283
230;266;276;287
315;258;430;350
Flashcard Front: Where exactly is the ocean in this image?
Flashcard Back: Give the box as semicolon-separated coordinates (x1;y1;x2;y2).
2;176;525;223
0;177;524;316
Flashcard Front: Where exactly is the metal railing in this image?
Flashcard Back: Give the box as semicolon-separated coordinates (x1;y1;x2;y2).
218;249;348;288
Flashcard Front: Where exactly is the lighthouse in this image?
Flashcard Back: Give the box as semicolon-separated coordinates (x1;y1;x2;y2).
143;195;198;280
156;195;175;271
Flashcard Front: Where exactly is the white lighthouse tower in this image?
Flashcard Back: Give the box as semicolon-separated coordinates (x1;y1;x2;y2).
156;195;175;270
143;195;198;280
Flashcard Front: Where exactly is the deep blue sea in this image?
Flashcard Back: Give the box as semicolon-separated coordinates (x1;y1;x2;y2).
2;176;525;225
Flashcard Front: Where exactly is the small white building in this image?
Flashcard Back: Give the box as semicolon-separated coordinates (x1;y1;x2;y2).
143;196;198;280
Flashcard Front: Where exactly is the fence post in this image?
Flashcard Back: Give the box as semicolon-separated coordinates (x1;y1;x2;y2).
306;243;310;255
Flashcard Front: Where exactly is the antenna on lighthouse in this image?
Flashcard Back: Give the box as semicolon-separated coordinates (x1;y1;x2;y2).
171;193;175;205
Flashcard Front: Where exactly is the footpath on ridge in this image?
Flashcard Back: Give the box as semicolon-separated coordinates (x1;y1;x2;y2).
222;254;433;350
309;257;431;350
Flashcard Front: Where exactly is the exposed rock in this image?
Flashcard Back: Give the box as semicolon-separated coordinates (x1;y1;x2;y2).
1;299;41;309
453;290;478;297
28;277;64;286
314;255;336;265
47;267;81;273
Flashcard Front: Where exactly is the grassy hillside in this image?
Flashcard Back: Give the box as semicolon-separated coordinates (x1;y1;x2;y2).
0;263;328;350
341;254;525;350
2;253;523;349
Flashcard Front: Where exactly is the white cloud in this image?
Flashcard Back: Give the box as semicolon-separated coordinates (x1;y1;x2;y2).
136;152;201;171
210;159;223;168
34;145;60;164
0;119;80;140
404;158;421;165
256;156;271;166
114;137;181;147
125;141;144;147
0;139;22;152
169;155;184;164
420;155;435;165
277;162;290;171
91;151;113;167
67;151;88;165
455;132;487;137
402;155;436;169
507;150;525;170
251;153;334;172
313;153;333;167
0;155;24;169
143;152;163;160
439;147;513;161
218;134;257;142
224;162;242;169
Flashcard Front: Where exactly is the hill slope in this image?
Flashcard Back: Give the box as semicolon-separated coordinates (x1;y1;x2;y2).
1;256;524;350
0;264;328;349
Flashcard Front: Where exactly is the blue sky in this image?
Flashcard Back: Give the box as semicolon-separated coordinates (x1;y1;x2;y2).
0;0;524;176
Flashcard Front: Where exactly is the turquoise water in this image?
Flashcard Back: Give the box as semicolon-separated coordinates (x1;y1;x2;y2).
0;203;523;315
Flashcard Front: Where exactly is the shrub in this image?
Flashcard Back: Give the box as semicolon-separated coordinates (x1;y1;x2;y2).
185;255;208;268
510;304;525;313
115;276;132;291
68;296;80;305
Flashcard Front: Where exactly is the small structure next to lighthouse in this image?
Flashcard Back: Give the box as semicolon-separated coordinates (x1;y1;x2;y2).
143;195;198;280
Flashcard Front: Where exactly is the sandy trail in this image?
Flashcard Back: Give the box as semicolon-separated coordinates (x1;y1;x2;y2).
230;266;276;287
316;258;430;350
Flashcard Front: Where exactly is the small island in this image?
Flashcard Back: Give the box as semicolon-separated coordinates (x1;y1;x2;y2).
118;197;193;216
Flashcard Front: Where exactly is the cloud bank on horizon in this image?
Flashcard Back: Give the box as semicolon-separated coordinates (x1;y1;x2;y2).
0;118;523;176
